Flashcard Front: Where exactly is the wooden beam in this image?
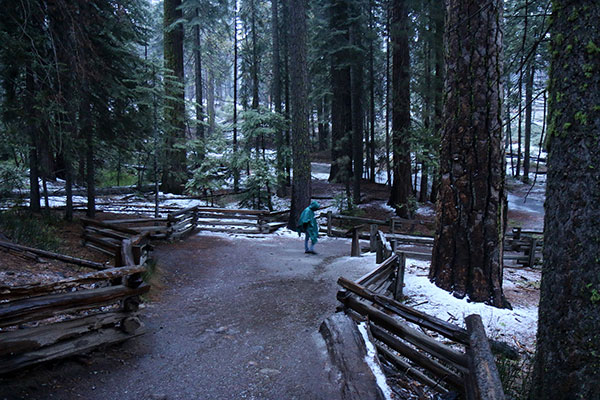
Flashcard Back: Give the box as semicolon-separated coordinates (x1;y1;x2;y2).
0;265;146;301
0;326;143;375
464;315;506;400
0;284;150;328
338;294;469;369
371;324;464;390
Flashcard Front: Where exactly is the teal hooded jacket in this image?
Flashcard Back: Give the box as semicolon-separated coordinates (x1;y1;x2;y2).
297;201;320;244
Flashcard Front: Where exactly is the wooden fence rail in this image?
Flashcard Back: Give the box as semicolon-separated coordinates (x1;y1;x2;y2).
336;263;510;399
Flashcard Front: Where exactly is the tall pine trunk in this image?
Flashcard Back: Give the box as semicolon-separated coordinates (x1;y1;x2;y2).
389;0;412;218
530;2;600;397
429;0;508;308
162;0;187;194
287;0;311;230
350;25;363;206
193;8;205;141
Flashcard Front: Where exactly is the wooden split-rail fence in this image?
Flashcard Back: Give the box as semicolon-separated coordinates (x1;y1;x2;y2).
0;240;148;375
324;213;542;268
82;206;290;259
336;252;512;399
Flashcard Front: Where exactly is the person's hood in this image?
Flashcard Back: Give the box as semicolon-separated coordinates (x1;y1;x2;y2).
309;201;320;210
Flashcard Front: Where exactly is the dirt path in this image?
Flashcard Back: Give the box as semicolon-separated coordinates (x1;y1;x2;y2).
1;233;370;400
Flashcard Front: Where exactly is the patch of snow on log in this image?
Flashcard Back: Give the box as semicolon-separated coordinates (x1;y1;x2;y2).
357;322;393;400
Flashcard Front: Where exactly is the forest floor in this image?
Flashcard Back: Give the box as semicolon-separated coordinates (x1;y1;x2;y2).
0;162;545;399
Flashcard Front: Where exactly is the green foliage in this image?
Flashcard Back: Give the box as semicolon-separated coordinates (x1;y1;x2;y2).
0;209;61;251
238;158;276;210
185;137;230;203
0;162;26;196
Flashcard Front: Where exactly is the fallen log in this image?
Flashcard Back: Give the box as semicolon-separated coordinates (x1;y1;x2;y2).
319;313;386;400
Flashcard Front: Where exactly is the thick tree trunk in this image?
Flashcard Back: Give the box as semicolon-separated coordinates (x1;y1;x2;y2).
530;2;600;397
272;0;286;197
161;0;187;194
389;0;412;218
429;0;508;308
84;106;95;219
287;0;311;230
328;0;352;184
429;2;444;204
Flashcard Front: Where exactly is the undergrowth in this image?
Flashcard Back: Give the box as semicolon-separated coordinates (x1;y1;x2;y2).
0;209;62;251
497;353;534;399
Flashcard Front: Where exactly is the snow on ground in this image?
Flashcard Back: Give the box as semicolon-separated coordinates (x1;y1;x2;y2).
327;251;538;352
403;258;538;351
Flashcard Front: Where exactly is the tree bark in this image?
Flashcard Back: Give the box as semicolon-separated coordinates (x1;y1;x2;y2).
272;0;286;197
287;0;311;230
429;0;508;308
162;0;187;194
523;62;534;183
389;0;412;218
328;0;353;184
193;8;204;140
350;25;363;206
530;2;600;397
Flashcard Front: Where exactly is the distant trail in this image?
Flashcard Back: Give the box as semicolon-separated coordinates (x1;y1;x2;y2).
0;233;363;400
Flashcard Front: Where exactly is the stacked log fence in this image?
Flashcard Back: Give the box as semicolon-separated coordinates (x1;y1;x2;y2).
336;258;509;399
0;241;148;375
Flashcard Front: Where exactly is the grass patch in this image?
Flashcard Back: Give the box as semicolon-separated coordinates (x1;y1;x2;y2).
0;209;62;251
497;353;534;399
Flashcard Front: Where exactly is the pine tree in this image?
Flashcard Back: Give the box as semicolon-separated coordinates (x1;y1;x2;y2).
530;2;600;397
428;0;509;308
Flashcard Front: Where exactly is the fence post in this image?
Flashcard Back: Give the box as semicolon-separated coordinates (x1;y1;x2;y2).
351;227;361;257
369;225;378;252
527;237;537;267
376;234;383;263
464;314;506;400
390;218;396;234
394;252;406;301
327;211;333;236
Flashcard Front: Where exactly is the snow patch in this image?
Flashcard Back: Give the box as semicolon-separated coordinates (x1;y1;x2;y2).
403;258;538;350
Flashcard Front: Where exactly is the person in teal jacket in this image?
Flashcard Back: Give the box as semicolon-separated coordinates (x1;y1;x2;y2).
297;200;320;254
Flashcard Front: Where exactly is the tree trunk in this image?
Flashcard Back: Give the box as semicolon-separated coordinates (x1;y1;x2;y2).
523;62;534;183
161;0;187;194
328;0;352;184
389;0;412;218
251;0;259;110
429;0;508;308
84;101;95;219
25;67;41;213
429;2;444;204
193;8;205;140
272;0;286;197
530;2;600;397
233;7;239;193
287;0;311;230
350;25;363;206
